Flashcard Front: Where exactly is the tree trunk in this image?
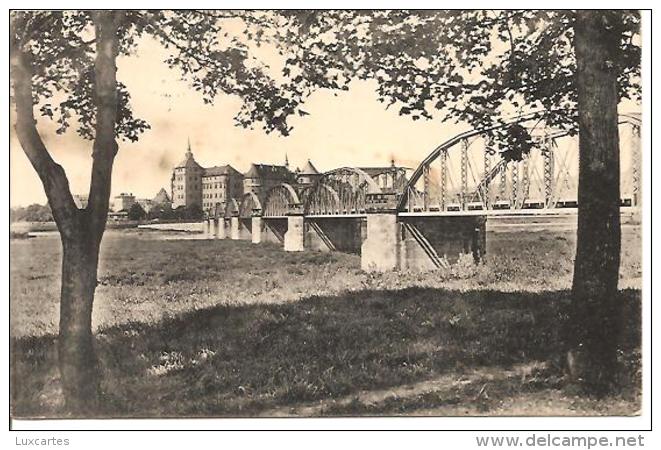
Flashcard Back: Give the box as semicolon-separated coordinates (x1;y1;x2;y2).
57;222;102;413
11;11;121;414
569;11;623;396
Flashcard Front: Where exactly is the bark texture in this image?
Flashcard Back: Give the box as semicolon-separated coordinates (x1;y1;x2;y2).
570;11;623;395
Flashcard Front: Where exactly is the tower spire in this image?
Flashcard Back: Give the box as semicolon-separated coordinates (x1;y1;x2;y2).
285;153;289;169
186;137;192;157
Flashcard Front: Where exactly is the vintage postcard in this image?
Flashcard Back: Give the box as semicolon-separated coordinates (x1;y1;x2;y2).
9;8;646;435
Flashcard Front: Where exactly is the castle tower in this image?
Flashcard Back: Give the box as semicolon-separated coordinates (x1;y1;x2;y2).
243;163;263;197
171;139;203;209
297;159;321;186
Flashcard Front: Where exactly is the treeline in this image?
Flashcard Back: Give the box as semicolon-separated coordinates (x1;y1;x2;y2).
11;203;204;223
132;203;204;222
10;203;53;223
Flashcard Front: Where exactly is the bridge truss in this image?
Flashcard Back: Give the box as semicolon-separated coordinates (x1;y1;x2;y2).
399;113;641;213
220;112;641;221
239;192;262;218
262;183;301;218
303;167;383;216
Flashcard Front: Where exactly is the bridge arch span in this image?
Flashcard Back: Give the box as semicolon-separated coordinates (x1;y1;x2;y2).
263;183;301;217
399;112;642;212
239;192;263;218
305;167;382;215
224;198;240;218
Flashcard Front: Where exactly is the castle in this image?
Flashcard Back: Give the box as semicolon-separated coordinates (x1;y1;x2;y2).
170;141;322;215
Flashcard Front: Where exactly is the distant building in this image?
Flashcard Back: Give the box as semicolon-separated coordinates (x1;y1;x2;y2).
108;210;129;221
243;162;296;199
114;193;136;212
170;140;244;215
201;165;243;214
152;188;171;206
136;198;153;213
171;140;204;209
133;188;173;214
295;159;322;187
169;143;334;215
359;159;409;193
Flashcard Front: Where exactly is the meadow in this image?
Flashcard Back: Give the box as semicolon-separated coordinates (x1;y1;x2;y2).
10;225;642;417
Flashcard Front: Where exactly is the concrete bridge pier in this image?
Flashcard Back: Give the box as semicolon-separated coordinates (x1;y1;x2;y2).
399;215;487;270
230;216;240;240
262;218;287;244
284;214;305;252
204;219;211;238
361;193;400;272
306;217;364;254
252;217;263;244
213;218;222;239
217;218;227;239
361;213;400;272
208;218;216;238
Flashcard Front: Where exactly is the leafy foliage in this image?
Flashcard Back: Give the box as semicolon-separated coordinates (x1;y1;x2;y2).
12;11;150;142
127;202;146;220
272;10;642;159
11;10;312;140
10;203;53;223
11;10;641;149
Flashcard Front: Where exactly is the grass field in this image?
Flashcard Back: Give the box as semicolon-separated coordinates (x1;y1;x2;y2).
10;226;642;417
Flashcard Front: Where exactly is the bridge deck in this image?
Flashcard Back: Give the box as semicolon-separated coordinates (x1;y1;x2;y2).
399;207;640;218
250;207;641;220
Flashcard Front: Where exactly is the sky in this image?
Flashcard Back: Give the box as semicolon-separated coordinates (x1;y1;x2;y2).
9;31;640;208
9;34;470;207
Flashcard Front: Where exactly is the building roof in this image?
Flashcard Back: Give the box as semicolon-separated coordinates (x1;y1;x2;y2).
152;188;171;204
175;141;202;170
244;163;293;179
299;159;320;175
176;155;202;169
358;166;407;177
203;165;239;177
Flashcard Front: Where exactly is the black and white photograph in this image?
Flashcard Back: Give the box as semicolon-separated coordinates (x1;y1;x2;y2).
5;4;654;446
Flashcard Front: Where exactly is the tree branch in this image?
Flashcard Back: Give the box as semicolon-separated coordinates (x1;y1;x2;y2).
10;41;80;239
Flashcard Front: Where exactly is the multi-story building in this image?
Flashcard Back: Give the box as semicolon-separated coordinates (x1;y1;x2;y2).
171;142;204;209
170;141;244;215
201;165;243;214
113;192;136;212
170;144;331;215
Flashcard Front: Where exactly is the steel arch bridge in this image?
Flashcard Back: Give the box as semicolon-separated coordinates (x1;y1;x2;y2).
303;168;383;216
258;168;407;218
399;113;641;214
225;112;641;221
238;192;262;219
224;198;239;218
262;183;302;218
